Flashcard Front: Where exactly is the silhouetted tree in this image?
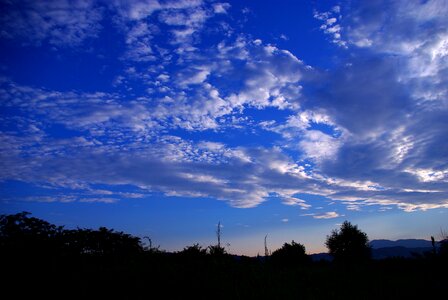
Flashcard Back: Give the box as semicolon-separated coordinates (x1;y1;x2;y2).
326;221;371;263
0;211;64;256
270;240;309;265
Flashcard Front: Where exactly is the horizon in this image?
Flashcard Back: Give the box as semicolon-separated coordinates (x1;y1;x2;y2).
1;0;447;257
0;210;443;257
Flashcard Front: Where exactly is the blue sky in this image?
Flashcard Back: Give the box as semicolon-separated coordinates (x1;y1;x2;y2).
0;0;447;255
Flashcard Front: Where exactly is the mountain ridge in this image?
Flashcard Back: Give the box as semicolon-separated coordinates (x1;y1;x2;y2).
310;239;436;261
369;238;433;249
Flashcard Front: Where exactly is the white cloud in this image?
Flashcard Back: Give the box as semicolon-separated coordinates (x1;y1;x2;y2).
178;67;211;86
3;71;447;212
157;74;170;82
123;22;157;61
299;130;341;162
121;0;203;21
404;168;448;183
213;3;231;14
314;7;346;47
24;196;77;203
79;198;119;204
313;212;340;219
346;205;361;211
342;0;448;88
157;5;211;44
281;196;311;210
0;0;103;46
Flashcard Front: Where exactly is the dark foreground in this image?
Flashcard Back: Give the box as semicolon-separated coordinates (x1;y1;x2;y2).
1;212;447;299
3;251;447;299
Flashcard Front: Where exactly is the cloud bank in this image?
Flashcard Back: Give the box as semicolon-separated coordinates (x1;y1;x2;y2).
0;0;447;213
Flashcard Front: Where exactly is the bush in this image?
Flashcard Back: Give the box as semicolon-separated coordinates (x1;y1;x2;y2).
179;243;207;259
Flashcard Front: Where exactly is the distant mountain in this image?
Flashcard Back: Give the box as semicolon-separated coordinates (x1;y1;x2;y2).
310;239;435;261
369;239;433;249
310;253;332;261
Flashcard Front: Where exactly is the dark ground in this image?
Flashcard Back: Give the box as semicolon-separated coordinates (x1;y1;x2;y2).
3;252;447;299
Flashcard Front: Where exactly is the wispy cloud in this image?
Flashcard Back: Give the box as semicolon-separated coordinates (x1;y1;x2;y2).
0;0;103;47
313;212;341;219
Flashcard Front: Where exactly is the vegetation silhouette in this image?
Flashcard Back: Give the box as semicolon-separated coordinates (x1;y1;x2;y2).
180;243;207;258
270;240;310;266
439;230;448;259
208;221;228;258
326;220;371;263
0;211;64;256
1;212;447;299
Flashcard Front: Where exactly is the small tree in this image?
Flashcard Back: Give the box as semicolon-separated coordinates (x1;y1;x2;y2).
325;221;371;263
209;221;226;256
270;240;309;265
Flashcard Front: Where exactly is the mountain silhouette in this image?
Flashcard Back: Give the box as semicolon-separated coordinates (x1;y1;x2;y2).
369;239;433;249
310;239;435;261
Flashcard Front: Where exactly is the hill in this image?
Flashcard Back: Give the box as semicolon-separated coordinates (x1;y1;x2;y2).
311;239;435;261
369;239;433;249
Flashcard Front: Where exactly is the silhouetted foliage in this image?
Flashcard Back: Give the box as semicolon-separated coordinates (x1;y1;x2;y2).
208;221;227;257
180;243;207;258
62;227;143;256
0;211;64;256
208;244;227;256
326;221;371;263
271;240;309;265
0;212;142;257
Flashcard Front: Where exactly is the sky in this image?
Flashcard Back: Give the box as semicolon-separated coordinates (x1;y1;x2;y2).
0;0;447;256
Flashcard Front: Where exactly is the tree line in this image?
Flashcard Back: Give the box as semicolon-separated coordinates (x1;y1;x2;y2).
1;212;447;262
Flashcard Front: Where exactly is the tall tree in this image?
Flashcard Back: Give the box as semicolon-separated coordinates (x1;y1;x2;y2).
326;221;371;263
